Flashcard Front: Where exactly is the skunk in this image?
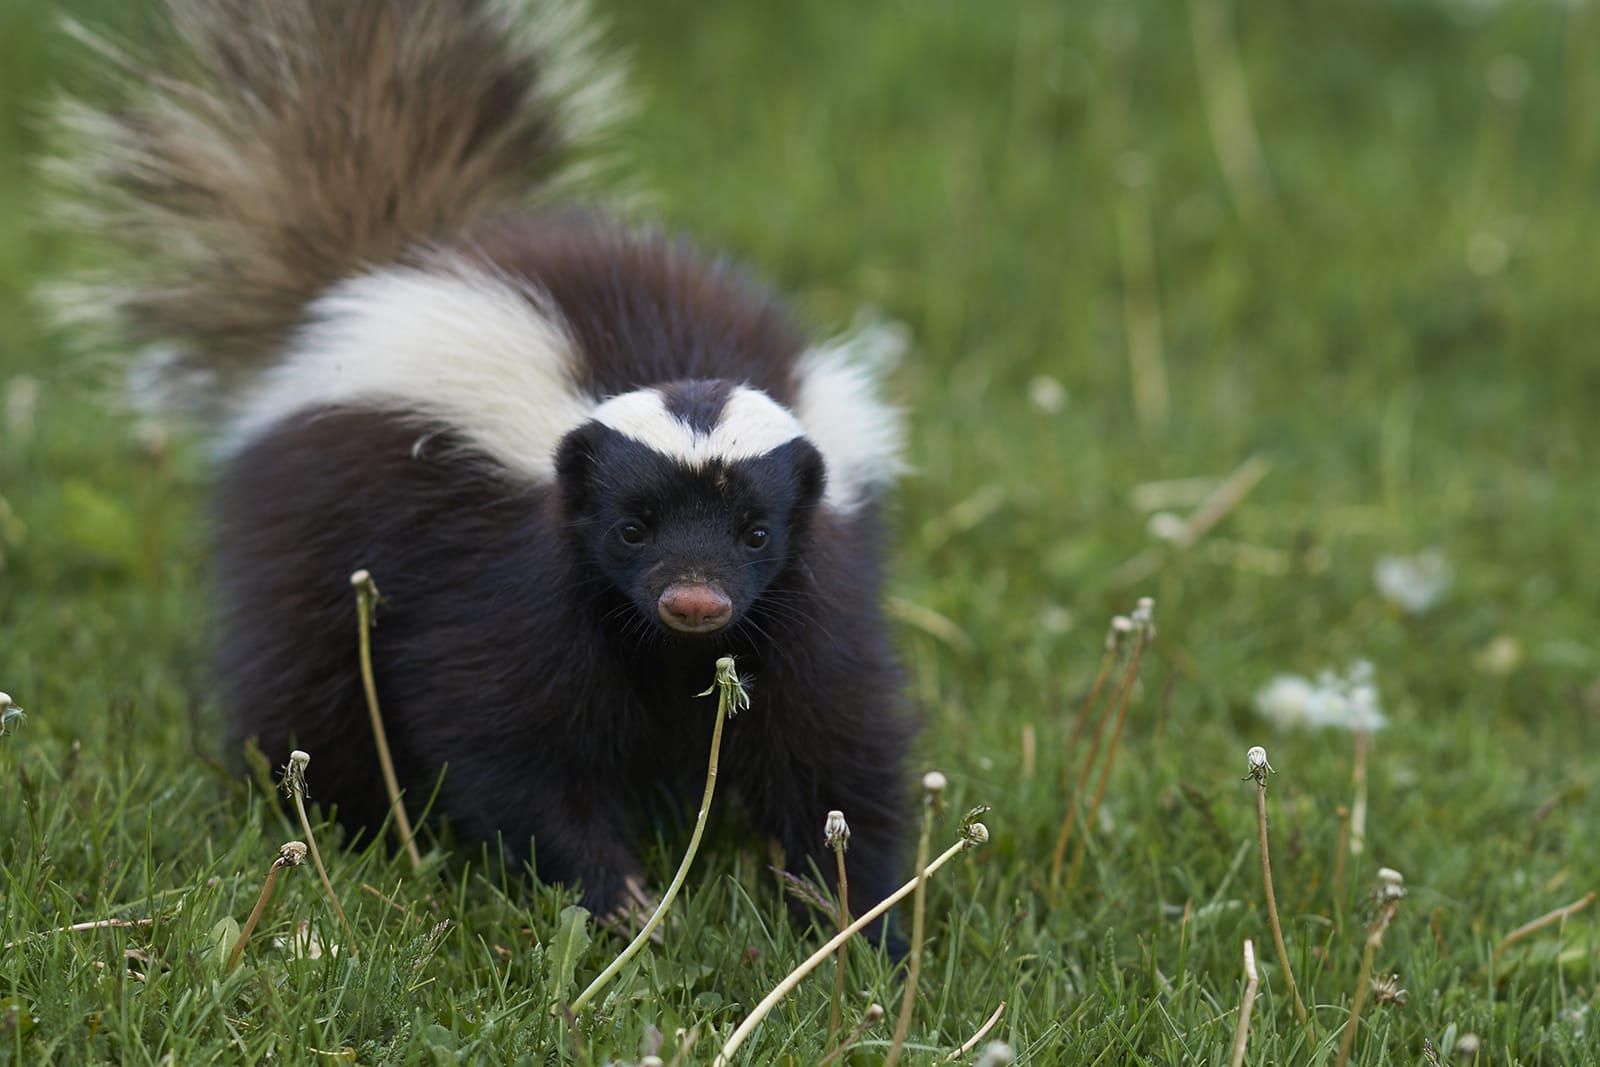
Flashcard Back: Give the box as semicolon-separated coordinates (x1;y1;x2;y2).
51;0;916;936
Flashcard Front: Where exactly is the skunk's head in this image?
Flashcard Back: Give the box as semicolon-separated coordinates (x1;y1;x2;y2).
555;381;826;637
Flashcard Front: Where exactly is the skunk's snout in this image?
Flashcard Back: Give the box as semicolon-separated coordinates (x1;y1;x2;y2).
658;582;733;633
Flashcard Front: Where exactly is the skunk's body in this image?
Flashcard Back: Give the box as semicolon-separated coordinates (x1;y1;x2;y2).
54;1;914;930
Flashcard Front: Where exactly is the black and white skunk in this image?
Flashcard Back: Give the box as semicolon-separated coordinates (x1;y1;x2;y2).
52;0;915;936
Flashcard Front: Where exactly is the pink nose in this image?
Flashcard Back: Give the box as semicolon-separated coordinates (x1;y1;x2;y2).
658;583;733;633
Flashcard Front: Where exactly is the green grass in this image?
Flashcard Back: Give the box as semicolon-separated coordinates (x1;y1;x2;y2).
4;0;1600;1062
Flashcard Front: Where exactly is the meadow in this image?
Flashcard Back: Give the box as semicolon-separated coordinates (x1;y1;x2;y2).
2;0;1599;1062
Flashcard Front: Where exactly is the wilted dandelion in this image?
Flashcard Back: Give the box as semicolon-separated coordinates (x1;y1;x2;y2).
1370;973;1407;1007
1374;548;1452;614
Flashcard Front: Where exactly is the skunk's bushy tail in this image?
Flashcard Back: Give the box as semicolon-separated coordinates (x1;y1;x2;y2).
47;0;625;401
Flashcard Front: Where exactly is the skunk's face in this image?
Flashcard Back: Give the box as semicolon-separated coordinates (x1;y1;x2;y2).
554;384;826;637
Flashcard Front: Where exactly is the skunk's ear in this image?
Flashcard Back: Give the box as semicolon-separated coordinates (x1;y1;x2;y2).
791;437;827;511
554;422;605;515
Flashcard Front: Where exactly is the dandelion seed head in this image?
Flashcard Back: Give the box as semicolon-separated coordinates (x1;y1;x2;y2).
975;1041;1016;1067
824;810;850;851
1027;374;1068;415
1374;548;1452;614
1256;663;1387;734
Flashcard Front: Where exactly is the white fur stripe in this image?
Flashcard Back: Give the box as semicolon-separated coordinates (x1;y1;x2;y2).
222;261;904;513
221;259;594;481
591;387;805;467
793;322;908;512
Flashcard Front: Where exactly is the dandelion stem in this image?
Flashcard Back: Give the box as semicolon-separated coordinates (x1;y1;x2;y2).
714;829;987;1067
1349;731;1368;860
1332;804;1351;924
886;776;943;1067
569;657;745;1017
1252;761;1310;1032
828;817;852;1041
1063;625;1150;898
227;842;306;973
1493;891;1596;964
1048;626;1123;901
947;1001;1007;1062
1334;907;1396;1067
284;752;358;956
1228;939;1260;1067
351;570;422;872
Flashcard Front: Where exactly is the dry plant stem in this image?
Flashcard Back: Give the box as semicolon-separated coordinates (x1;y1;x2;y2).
1255;779;1311;1031
289;785;358;954
828;843;851;1040
1048;646;1120;899
1348;731;1368;860
714;835;983;1067
1332;805;1351;922
227;857;288;973
1494;891;1596;964
1333;919;1387;1067
947;1000;1007;1062
1063;630;1149;897
568;663;739;1017
3;918;154;950
1228;939;1260;1067
353;573;422;872
885;798;938;1067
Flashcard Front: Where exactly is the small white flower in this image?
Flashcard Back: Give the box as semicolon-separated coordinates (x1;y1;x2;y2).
922;771;947;796
1246;746;1272;775
1376;866;1406;903
1374;548;1452;614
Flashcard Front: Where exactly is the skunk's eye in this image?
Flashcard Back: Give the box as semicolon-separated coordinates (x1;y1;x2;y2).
619;520;650;546
743;526;769;550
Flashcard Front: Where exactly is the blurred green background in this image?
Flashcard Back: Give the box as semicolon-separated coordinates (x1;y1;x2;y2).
2;0;1597;1062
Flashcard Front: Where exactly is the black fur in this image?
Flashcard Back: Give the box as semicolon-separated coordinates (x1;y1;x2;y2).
58;0;918;948
220;227;915;940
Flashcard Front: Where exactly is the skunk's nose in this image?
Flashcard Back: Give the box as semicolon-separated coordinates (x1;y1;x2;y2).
658;583;733;633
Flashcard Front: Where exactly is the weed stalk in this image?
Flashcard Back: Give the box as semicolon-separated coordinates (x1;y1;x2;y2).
350;569;422;871
569;656;747;1017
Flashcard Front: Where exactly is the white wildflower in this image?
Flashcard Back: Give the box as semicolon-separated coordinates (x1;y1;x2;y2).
1374;548;1452;614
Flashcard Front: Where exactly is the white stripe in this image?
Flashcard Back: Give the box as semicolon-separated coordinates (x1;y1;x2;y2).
221;259;594;481
223;261;905;513
793;321;908;512
591;386;805;466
